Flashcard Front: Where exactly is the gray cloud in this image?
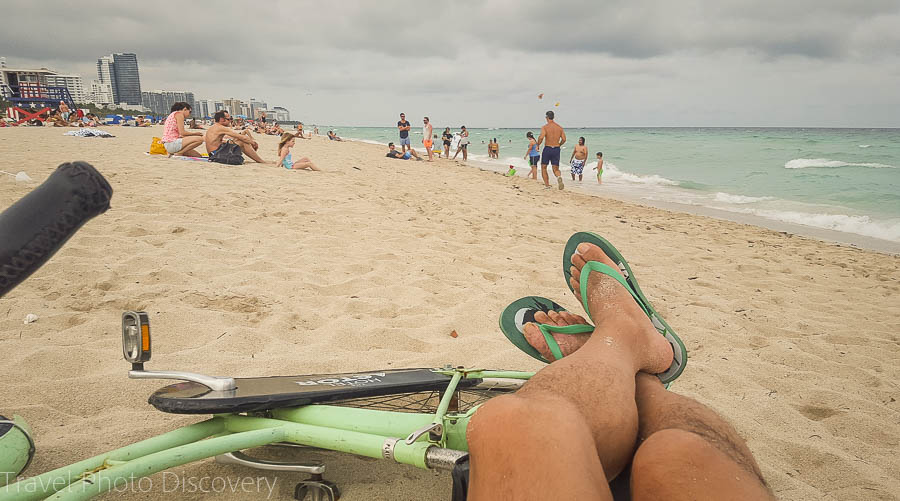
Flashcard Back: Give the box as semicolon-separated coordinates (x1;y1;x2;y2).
1;0;898;127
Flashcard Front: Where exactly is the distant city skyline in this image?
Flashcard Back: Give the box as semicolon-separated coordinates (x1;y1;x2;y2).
1;1;899;127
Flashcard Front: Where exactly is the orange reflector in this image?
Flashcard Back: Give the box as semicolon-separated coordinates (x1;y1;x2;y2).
141;324;150;351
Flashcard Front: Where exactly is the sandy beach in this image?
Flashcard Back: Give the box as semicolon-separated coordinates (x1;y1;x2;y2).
1;126;898;500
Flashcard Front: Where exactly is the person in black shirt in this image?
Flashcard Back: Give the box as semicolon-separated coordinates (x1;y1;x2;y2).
442;127;453;158
386;142;422;160
397;113;412;153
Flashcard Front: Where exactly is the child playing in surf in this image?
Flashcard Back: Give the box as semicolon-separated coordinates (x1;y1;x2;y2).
278;133;321;171
594;152;603;184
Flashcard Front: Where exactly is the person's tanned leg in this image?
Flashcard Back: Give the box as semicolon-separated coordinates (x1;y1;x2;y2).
467;244;673;499
630;373;774;501
175;136;205;157
541;164;550;187
240;142;266;163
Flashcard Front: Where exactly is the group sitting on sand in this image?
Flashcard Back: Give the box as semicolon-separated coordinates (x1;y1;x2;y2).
159;102;321;171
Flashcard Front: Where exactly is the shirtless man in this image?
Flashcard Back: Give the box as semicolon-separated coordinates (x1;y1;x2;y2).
205;110;267;163
422;117;434;162
536;110;567;190
569;136;588;182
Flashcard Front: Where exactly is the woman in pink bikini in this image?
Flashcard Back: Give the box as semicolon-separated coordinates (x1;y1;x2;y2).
161;102;205;157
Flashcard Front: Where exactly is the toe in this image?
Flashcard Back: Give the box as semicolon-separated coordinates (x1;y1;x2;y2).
560;311;589;325
573;242;611;267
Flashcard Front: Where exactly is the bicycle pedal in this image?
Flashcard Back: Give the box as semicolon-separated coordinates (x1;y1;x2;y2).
294;474;340;501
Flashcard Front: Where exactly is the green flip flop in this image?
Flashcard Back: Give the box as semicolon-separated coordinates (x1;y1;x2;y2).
499;296;594;364
563;232;687;384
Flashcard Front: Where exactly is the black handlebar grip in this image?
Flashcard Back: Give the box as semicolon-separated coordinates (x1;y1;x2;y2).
0;162;112;298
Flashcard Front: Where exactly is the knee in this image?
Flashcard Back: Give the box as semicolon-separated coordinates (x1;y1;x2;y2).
468;393;585;448
632;429;769;499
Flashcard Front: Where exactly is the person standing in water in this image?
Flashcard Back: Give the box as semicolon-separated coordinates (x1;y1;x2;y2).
536;110;567;190
569;136;588;182
595;151;604;184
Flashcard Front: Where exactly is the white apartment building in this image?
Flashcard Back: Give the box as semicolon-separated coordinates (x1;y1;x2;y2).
45;74;86;103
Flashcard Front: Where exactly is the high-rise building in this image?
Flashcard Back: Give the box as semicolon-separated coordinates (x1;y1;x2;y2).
140;90;196;115
112;53;141;105
223;98;243;115
88;81;114;105
193;99;209;119
45;74;86;103
250;98;267;119
272;106;290;122
97;53;142;106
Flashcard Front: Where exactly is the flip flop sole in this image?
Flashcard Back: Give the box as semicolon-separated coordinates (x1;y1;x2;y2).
499;296;592;364
563;232;687;384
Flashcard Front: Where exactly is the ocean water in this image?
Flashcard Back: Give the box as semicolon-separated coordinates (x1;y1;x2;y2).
319;126;900;248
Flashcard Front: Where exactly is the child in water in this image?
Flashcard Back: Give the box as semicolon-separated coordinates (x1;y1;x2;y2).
594;152;603;184
278;133;321;171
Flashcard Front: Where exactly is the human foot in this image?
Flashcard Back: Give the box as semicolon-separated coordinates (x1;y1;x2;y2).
522;309;592;361
568;243;673;374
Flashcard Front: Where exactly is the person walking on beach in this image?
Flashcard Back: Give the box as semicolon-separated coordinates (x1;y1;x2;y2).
524;131;540;180
422;116;434;161
161;102;205;158
205;110;267;163
595;151;604;184
442;127;453;158
537;110;566;190
397;113;411;153
569;136;588;182
452;125;469;161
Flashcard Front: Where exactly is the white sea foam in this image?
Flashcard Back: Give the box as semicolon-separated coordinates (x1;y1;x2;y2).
713;192;774;204
732;208;900;242
603;163;679;186
858;144;872;148
784;158;896;169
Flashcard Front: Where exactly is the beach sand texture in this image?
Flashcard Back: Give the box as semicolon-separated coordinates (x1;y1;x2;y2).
1;127;898;500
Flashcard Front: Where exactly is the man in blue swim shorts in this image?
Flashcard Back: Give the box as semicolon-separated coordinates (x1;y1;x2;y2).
386;142;422;160
537;110;567;190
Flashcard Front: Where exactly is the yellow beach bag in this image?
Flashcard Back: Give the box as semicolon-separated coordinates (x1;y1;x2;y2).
149;137;167;155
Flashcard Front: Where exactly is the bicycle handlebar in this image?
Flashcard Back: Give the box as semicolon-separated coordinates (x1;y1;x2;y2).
0;161;112;298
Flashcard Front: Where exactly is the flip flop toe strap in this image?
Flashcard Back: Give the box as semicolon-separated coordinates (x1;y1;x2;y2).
578;261;650;321
537;323;595;361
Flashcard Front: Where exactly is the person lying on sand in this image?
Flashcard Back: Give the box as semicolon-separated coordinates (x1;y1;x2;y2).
386;142;422;160
467;240;774;501
327;131;344;141
205;111;267;163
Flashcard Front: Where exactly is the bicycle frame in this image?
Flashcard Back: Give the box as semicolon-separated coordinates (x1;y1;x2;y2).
0;369;533;501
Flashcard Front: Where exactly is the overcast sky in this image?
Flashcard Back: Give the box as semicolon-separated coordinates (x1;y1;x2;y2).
3;0;899;127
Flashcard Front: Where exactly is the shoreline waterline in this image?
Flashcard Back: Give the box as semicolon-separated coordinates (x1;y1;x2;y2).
330;131;900;255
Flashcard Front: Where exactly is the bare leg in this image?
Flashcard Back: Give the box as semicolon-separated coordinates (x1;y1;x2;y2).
541;164;550;187
631;373;773;501
468;245;673;499
240;142;267;163
174;136;205;157
529;165;537;180
553;165;564;190
292;157;321;171
462;147;467;161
